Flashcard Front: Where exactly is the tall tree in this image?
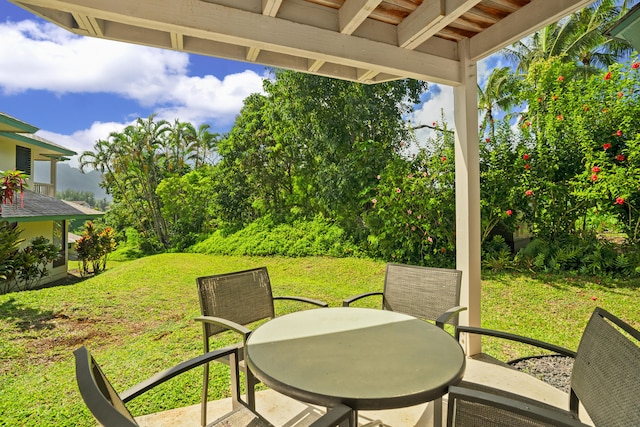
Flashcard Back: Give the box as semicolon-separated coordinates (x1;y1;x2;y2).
80;115;193;251
478;67;522;138
217;70;427;231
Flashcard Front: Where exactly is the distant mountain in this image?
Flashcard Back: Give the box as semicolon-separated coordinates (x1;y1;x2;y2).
57;163;111;201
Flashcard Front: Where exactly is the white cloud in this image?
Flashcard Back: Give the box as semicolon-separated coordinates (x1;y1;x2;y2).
0;18;266;126
37;121;130;168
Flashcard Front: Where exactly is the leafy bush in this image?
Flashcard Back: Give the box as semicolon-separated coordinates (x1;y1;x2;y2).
108;227;145;261
188;215;361;257
75;222;117;275
363;122;456;267
0;220;23;282
516;234;637;277
1;234;58;294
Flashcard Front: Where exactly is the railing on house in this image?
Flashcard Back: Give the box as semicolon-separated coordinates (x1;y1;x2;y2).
32;182;55;197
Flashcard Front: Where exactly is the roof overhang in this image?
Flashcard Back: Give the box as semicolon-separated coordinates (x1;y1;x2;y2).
0;132;77;157
10;0;596;86
0;111;39;133
605;3;640;51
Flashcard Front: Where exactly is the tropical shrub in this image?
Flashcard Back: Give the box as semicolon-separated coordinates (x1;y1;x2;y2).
0;221;23;283
0;169;28;213
1;235;58;293
188;215;361;257
75;221;117;275
363;123;456;267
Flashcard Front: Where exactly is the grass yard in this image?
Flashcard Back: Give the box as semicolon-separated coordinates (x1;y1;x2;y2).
1;253;638;426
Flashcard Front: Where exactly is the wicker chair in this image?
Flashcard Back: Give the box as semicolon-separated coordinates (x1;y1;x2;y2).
342;262;466;328
74;346;353;427
195;266;328;426
454;307;640;426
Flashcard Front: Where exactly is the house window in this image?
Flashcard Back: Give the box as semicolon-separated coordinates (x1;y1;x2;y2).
16;146;32;175
53;220;66;268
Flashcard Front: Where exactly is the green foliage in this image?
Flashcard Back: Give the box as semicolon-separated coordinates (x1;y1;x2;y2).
1;235;58;293
189;215;361;257
79;115;221;253
0;220;23;282
75;221;117;275
217;70;428;230
108;228;145;261
364;122;456;267
156;168;218;250
516;234;636;276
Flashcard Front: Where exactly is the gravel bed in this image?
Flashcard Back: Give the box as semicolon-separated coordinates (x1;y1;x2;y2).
509;355;574;393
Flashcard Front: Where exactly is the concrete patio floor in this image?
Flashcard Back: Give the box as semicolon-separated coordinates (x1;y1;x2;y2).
134;354;594;427
137;388;434;427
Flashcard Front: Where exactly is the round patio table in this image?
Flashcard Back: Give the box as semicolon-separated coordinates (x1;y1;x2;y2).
245;307;465;422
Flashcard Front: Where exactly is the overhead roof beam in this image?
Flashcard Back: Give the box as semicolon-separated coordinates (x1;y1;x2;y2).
339;0;383;34
398;0;482;49
20;0;461;85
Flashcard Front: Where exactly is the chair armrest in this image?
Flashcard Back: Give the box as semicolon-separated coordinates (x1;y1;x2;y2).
273;295;329;307
121;347;238;403
455;326;576;358
194;316;252;340
447;385;589;426
309;404;353;427
435;305;467;328
342;292;383;307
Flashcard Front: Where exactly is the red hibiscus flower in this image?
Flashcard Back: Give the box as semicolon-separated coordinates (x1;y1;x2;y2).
525;190;533;196
616;130;622;136
615;197;625;205
506;210;513;216
523;153;530;160
557;115;563;121
605;71;611;80
616;154;625;161
592;174;598;182
557;76;564;81
592;166;601;173
525;164;531;170
441;156;447;162
603;143;612;150
632;62;639;69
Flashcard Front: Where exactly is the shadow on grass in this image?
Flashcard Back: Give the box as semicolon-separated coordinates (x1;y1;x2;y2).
0;297;56;332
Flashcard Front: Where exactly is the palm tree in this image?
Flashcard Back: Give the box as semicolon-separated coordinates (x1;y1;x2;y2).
478;67;522;138
185;123;220;169
502;0;636;75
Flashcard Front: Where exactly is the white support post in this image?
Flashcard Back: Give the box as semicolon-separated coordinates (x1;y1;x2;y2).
453;38;482;355
50;159;57;197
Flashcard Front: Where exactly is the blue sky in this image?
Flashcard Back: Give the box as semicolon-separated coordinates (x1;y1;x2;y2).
1;1;504;169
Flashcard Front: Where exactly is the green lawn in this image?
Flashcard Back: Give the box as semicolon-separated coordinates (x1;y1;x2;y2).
1;254;638;426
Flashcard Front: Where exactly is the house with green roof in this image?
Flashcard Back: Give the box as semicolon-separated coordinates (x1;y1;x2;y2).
0;112;102;284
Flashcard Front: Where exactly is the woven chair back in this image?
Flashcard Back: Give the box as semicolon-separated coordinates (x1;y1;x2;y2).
570;307;640;426
383;263;462;325
197;267;276;337
74;347;138;427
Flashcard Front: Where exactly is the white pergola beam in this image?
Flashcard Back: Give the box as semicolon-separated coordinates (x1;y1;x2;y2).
339;0;383;34
18;0;463;85
398;0;481;50
262;0;283;17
